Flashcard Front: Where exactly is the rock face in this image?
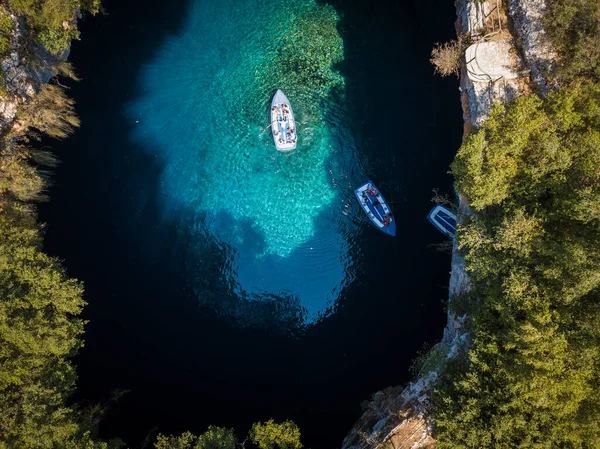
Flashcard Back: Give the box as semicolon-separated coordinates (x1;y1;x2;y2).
0;15;69;132
465;40;523;82
341;1;556;448
457;0;532;127
341;208;470;449
507;0;556;93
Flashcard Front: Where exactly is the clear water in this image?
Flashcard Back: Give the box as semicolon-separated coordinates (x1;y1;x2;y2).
127;0;365;323
41;0;461;443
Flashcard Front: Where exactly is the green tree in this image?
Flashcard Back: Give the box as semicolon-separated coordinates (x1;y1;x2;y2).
434;83;600;448
155;432;199;449
196;426;236;449
7;0;100;53
250;420;302;449
0;5;14;57
0;204;85;447
544;0;600;83
155;426;236;449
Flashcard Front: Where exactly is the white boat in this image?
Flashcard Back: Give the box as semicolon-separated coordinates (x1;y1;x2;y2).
270;90;297;152
428;204;457;238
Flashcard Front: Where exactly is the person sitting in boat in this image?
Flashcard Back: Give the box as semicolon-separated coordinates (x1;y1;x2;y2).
278;138;284;144
367;185;378;196
382;213;391;226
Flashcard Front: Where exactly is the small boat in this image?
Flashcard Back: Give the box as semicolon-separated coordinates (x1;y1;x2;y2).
354;181;396;236
428;205;457;238
270;90;297;152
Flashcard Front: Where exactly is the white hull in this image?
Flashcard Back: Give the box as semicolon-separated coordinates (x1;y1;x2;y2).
270;90;297;151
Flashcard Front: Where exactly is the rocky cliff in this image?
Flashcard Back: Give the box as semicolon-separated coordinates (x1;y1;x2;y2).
0;14;69;131
341;1;555;448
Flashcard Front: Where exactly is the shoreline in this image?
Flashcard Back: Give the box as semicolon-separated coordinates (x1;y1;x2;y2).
341;1;556;447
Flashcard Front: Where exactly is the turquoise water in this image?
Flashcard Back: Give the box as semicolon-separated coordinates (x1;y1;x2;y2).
127;0;365;323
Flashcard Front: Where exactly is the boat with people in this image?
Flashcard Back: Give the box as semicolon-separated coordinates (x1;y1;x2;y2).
270;90;297;152
354;181;396;236
427;204;457;238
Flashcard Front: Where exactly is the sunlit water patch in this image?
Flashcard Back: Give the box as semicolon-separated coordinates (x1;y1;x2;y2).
128;0;365;325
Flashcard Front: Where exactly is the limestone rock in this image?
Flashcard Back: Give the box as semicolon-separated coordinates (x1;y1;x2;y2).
508;0;556;93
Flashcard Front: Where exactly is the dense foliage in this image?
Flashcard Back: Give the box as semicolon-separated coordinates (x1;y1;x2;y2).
0;7;112;441
433;84;600;448
0;203;116;448
155;421;302;449
155;427;237;449
0;5;13;57
250;420;302;449
545;0;600;83
2;0;99;54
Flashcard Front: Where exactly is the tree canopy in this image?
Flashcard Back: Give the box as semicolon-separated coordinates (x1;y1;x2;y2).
6;0;99;54
154;421;302;449
433;83;600;448
545;0;600;84
155;427;237;449
250;420;302;449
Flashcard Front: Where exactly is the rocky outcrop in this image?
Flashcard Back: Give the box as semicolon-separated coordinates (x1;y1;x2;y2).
341;1;556;448
0;14;69;132
507;0;556;93
458;0;531;127
341;206;471;449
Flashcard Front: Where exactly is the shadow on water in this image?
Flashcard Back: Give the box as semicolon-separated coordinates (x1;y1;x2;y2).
38;0;463;447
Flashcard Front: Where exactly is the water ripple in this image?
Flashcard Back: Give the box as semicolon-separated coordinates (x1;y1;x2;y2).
127;0;368;326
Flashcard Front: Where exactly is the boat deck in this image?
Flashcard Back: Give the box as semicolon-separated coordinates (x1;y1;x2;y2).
271;90;297;151
427;205;457;238
355;182;396;236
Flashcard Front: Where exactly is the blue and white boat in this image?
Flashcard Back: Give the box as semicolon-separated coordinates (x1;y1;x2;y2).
428;204;457;238
354;181;396;236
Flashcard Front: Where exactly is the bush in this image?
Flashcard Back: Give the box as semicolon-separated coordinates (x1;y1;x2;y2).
430;37;466;77
38;26;78;55
154;422;301;449
250;420;303;449
8;0;98;54
544;0;600;83
16;83;80;140
0;6;14;57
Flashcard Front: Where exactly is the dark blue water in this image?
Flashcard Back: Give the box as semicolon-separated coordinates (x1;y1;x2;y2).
39;0;462;446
